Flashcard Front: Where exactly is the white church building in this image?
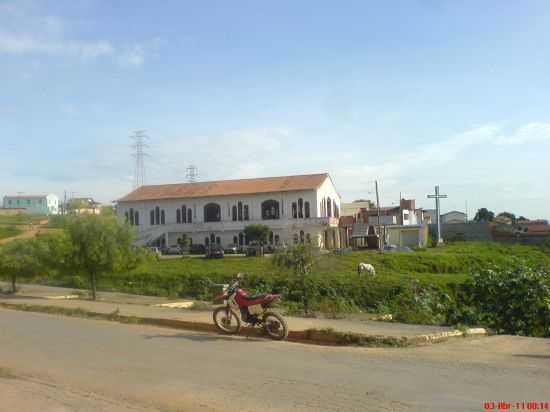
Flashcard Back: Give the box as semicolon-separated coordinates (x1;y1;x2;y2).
116;173;342;249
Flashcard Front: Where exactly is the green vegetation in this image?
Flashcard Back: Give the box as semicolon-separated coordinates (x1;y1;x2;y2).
450;267;550;337
57;215;150;300
0;214;45;225
0;239;42;292
0;226;21;240
1;220;549;336
244;224;270;244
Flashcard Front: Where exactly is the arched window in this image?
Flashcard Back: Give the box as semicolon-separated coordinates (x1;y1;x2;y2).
124;211;129;223
274;234;280;245
204;203;221;222
176;209;181;224
150;210;155;225
216;236;221;245
182;206;187;223
298;199;303;218
205;237;209;246
293;234;299;244
269;231;274;244
160;210;165;225
129;208;134;225
333;201;339;218
238;232;244;246
155;206;160;225
232;205;237;221
300;230;305;243
305;202;310;218
210;233;216;244
187;208;192;223
261;200;280;220
292;202;297;219
238;202;243;221
326;197;332;217
134;211;139;226
306;233;311;244
243;205;249;220
320;201;324;217
233;235;238;244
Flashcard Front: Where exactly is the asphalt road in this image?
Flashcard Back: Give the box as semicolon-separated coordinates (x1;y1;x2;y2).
1;308;549;412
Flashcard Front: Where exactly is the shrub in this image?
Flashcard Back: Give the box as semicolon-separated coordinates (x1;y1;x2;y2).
455;267;550;337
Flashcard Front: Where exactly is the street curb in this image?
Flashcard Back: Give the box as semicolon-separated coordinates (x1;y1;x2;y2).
0;302;488;348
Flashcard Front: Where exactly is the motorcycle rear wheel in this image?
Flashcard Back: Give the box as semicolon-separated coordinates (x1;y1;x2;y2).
213;307;241;334
263;311;288;340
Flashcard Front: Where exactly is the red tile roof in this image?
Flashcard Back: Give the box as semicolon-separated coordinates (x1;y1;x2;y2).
118;173;330;202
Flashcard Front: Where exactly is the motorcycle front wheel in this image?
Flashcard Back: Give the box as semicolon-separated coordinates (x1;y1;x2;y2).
213;307;241;334
263;311;289;340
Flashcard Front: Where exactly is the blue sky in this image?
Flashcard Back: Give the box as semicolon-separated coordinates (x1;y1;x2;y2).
1;0;549;219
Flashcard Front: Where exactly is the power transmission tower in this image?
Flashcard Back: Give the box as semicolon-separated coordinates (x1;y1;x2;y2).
130;130;150;189
427;185;448;246
186;164;198;183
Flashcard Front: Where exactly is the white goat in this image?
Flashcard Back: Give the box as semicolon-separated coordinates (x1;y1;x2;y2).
357;262;376;277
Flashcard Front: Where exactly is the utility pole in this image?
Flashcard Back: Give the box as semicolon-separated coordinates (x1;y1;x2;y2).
130;130;150;189
375;180;382;252
427;185;448;246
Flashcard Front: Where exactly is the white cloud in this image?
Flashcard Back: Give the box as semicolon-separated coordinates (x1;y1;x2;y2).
0;32;115;59
117;44;145;67
153;128;292;183
494;122;550;145
0;3;147;66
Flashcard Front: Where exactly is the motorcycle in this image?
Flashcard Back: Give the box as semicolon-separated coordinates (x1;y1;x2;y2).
212;273;288;340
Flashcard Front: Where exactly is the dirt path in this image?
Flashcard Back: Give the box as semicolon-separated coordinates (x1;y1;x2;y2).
0;224;59;245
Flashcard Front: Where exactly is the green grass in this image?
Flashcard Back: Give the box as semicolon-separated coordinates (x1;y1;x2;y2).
15;241;550;323
43;241;550;296
0;214;46;225
0;226;22;240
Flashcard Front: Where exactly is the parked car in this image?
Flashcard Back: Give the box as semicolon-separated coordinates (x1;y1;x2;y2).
190;244;206;255
206;245;225;259
163;245;182;255
224;243;239;254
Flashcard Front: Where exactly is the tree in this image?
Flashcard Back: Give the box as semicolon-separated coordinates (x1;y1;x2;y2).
473;208;494;222
100;205;114;216
244;224;270;245
272;244;319;316
496;212;516;225
0;239;41;293
61;215;146;300
177;234;191;250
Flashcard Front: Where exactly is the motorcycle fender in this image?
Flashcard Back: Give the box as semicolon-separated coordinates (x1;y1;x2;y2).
248;304;263;315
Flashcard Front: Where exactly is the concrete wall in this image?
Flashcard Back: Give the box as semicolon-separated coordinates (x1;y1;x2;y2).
387;225;428;248
0;208;25;216
430;222;492;242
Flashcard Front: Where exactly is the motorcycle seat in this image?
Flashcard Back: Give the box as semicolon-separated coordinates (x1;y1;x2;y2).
242;293;268;302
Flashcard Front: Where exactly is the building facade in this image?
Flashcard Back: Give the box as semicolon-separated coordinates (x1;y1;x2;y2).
116;173;342;249
2;194;59;215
